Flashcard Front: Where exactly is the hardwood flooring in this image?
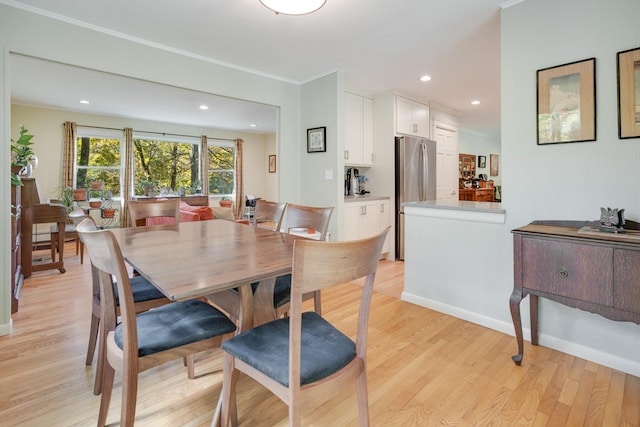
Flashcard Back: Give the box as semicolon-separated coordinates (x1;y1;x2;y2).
1;245;639;426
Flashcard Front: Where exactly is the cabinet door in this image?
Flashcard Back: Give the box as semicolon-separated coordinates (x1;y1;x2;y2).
345;93;363;164
378;200;390;255
396;96;429;138
435;127;458;200
614;249;640;313
343;203;363;241
362;97;373;165
360;202;380;238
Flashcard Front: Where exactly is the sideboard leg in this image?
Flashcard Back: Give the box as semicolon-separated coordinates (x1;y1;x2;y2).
509;289;524;365
530;294;539;346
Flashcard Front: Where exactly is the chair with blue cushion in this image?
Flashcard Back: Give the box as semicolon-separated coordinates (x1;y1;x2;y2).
77;212;173;396
77;219;237;427
217;227;389;427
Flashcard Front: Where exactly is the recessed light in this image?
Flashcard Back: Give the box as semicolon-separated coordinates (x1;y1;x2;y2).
471;100;480;105
420;75;432;82
79;100;90;104
249;124;257;128
199;105;209;110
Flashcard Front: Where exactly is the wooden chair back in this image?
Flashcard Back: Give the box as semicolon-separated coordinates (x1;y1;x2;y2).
126;199;180;227
219;227;390;426
252;199;287;231
279;203;334;240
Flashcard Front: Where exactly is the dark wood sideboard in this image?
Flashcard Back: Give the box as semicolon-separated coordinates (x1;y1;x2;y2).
510;220;640;365
11;174;22;313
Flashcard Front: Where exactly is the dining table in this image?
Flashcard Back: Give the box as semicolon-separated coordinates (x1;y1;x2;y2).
108;219;309;331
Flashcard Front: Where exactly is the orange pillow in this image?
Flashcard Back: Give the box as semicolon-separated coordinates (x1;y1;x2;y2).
179;202;214;221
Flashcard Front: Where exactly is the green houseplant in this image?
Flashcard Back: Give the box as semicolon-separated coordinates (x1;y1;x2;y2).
10;124;36;186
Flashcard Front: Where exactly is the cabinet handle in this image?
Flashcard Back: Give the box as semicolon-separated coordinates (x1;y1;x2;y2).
361;206;367;215
380;204;384;213
413;124;418;133
559;269;569;278
344;150;349;160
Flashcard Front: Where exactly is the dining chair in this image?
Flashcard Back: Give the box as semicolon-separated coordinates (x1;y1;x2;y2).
217;227;390;427
251;199;287;231
266;203;334;319
77;215;172;396
126;198;180;227
76;218;237;427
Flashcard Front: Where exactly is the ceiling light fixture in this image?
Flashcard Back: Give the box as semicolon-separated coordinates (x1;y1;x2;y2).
259;0;326;15
419;75;432;82
471;100;480;105
199;105;209;110
79;100;90;104
250;124;257;128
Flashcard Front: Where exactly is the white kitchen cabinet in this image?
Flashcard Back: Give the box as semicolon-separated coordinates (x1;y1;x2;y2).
345;92;373;166
396;96;429;138
344;198;390;258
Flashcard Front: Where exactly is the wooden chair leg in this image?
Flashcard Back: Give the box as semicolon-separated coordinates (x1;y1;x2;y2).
79;241;84;264
94;321;108;396
313;290;322;315
356;368;369;427
220;353;239;427
120;362;139;427
86;312;100;365
97;363;115;427
186;354;195;379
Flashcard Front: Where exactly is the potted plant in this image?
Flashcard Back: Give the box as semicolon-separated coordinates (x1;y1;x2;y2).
10;124;37;186
57;186;76;214
219;196;233;208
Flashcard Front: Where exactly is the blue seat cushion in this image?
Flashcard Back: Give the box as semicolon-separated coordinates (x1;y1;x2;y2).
221;312;355;387
249;274;292;309
103;275;166;305
114;299;236;357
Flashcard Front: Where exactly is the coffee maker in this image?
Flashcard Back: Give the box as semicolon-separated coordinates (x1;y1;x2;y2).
345;168;360;196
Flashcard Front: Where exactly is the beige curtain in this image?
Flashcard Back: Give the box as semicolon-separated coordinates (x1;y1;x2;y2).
234;139;244;219
121;128;134;227
62;121;76;188
200;136;209;196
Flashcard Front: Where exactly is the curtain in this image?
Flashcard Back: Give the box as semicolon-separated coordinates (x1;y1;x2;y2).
121;128;134;227
234;139;244;219
200;135;209;196
62;121;76;188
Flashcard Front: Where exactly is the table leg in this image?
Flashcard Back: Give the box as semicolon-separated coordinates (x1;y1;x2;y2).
509;288;524;365
530;294;539;346
253;277;277;326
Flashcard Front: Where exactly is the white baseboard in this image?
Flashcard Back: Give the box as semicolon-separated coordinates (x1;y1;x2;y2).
0;319;12;336
401;291;640;377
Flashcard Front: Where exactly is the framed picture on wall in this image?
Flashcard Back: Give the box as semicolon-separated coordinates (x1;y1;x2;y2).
478;155;486;168
307;127;326;153
268;154;276;173
536;58;596;145
490;154;499;176
617;47;640;139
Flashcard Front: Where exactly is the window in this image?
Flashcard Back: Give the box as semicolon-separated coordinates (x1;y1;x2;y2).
75;128;122;198
132;134;200;196
208;140;235;196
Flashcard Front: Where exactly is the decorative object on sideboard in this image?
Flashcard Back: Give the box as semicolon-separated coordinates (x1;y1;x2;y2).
599;207;626;233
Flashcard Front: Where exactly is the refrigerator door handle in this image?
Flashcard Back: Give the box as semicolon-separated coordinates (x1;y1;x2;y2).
420;142;429;200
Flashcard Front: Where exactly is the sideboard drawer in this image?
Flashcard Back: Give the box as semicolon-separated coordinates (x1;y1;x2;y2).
522;238;613;306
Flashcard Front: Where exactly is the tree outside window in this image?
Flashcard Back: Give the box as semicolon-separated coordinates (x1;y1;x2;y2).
75;135;121;197
133;138;199;195
208;144;235;196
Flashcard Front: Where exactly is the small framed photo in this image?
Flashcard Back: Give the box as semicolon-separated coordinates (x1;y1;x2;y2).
617;47;640;139
536;58;596;145
307;127;326;153
268;154;276;173
478;155;486;168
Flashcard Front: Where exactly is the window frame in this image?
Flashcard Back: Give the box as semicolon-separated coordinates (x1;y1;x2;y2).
74;126;124;199
207;138;236;197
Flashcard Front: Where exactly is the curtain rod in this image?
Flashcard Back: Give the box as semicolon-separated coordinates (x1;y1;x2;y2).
76;124;236;142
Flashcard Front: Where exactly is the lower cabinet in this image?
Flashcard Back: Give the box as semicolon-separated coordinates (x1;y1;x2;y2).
344;198;390;258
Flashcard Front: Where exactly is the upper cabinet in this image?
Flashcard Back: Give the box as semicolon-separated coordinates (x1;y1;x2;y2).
345;92;373;166
396;96;429;138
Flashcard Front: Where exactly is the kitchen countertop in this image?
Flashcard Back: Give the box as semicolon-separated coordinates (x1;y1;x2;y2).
344;194;390;202
403;199;505;224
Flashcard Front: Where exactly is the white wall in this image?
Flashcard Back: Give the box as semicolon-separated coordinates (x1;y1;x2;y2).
404;0;640;376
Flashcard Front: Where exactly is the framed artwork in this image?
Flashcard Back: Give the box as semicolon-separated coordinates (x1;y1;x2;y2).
478;155;486;168
617;47;640;139
307;127;326;153
268;154;276;173
536;58;596;145
490;154;499;176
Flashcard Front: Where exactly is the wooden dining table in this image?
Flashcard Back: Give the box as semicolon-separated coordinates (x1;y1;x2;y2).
108;219;307;331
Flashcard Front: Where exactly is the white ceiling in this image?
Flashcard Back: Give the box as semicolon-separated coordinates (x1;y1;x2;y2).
6;0;506;138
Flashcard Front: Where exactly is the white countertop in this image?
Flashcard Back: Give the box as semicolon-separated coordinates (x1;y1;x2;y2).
344;194;390;202
404;200;505;223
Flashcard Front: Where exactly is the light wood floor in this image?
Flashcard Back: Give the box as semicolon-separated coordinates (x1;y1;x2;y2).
1;244;639;426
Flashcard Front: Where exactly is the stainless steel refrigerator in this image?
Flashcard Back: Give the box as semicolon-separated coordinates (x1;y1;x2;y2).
395;136;437;260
